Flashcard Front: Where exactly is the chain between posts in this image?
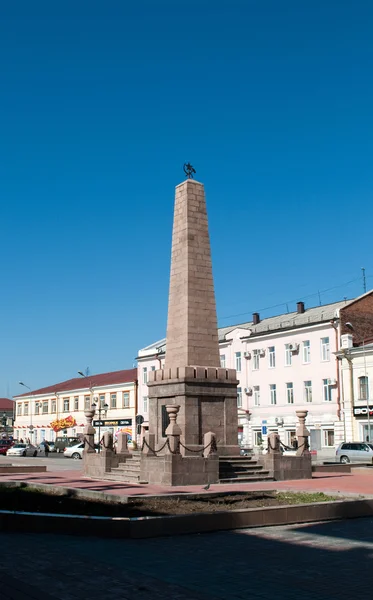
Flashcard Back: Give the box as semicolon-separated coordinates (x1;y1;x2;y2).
266;438;309;454
141;437;217;455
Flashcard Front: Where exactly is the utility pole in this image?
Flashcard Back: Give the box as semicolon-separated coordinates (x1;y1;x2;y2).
362;267;367;294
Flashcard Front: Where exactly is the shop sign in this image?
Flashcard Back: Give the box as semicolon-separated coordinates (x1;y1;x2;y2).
353;407;373;416
93;418;132;427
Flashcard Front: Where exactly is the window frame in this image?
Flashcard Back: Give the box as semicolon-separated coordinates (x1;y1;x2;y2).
143;367;148;384
286;382;294;404
63;398;70;412
110;393;117;409
220;354;226;368
237;387;242;408
268;346;276;368
321;337;330;362
235;352;242;372
323;379;332;402
270;384;277;405
322;429;335;447
285;344;292;366
42;401;48;414
359;376;369;401
123;391;130;408
84;395;90;410
74;396;79;411
143;396;148;413
51;399;57;413
252;350;260;371
302;340;311;364
304;380;312;403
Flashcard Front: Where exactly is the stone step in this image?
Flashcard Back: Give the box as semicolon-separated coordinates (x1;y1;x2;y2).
219;457;256;463
219;466;265;474
115;464;141;473
219;465;263;473
219;475;273;483
219;461;259;469
104;472;140;482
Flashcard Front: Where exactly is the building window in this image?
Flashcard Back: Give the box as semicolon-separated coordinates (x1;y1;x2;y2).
321;337;330;361
303;340;311;363
220;354;226;368
235;352;241;372
253;350;260;370
143;367;148;384
254;431;263;446
286;382;294;404
151;365;156;372
304;381;312;403
63;398;69;412
268;346;276;368
35;402;40;415
99;394;105;407
74;397;79;411
51;399;56;413
254;386;260;406
322;429;334;447
237;387;242;408
143;396;148;413
287;430;297;447
359;376;369;401
323;379;332;402
285;344;292;366
24;403;29;416
42;401;48;414
84;396;90;410
270;384;277;405
123;392;130;408
111;393;117;409
17;403;22;416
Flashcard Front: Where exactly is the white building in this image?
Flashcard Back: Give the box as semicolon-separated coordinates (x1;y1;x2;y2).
137;293;373;457
337;338;373;442
13;369;138;445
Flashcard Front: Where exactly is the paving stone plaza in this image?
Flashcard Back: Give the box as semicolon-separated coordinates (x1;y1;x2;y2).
1;517;372;599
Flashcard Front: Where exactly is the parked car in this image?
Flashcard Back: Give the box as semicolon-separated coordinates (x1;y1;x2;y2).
54;436;80;453
0;440;14;456
336;442;373;464
64;442;99;460
7;443;38;457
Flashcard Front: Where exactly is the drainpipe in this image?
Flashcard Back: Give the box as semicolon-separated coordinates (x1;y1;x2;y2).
331;320;341;420
343;350;355;440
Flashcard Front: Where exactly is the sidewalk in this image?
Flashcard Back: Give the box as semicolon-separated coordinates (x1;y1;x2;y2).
1;469;373;497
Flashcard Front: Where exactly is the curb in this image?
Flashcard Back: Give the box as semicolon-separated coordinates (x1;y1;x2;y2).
0;497;372;539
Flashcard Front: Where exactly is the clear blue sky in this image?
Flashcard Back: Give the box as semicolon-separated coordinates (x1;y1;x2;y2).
1;0;373;397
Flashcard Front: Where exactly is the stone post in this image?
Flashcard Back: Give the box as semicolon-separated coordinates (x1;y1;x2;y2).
101;431;114;456
116;432;130;455
165;404;181;454
296;410;311;456
267;432;281;454
203;431;217;458
142;431;156;455
84;408;96;453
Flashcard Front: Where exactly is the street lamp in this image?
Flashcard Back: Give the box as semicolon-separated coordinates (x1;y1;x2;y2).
19;381;34;437
91;398;109;452
345;322;370;441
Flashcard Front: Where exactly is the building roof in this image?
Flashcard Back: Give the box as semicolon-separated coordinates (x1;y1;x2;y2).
137;299;352;357
13;368;138;399
0;398;14;410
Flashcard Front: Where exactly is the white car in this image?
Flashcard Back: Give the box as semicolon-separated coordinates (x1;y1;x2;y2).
7;443;38;457
63;442;99;460
64;442;85;460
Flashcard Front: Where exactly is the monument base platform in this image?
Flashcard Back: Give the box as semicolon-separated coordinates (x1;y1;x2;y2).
140;453;219;486
260;454;312;481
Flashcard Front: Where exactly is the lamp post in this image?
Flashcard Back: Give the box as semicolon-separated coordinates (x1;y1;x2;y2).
91;398;108;452
345;323;370;441
19;381;34;438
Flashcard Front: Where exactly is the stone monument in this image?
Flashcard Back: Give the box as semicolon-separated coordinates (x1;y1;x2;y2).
140;172;239;486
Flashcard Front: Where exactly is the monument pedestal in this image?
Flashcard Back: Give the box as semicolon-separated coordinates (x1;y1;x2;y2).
147;366;240;457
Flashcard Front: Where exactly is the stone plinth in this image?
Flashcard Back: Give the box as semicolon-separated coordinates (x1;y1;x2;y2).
261;454;312;481
147;366;239;457
140;453;219;486
83;452;129;478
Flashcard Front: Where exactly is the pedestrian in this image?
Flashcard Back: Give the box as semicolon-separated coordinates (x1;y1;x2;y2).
20;438;24;443
44;441;50;457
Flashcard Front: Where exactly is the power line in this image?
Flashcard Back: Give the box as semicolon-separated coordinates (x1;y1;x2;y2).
219;276;362;323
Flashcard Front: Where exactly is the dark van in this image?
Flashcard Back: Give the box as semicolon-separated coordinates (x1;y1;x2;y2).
54;436;80;453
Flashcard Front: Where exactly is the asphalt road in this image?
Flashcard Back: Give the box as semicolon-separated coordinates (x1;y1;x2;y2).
0;452;82;471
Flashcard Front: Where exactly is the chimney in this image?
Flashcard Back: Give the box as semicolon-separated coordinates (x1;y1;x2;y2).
252;312;260;325
297;301;305;314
